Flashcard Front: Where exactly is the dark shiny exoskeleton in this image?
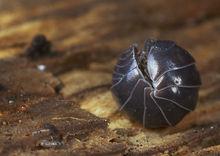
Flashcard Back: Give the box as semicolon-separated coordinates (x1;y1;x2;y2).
111;40;201;128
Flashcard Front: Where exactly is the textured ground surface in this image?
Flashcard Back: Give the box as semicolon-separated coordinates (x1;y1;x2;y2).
0;0;220;155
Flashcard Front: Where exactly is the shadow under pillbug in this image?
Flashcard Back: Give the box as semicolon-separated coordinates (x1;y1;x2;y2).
111;39;201;128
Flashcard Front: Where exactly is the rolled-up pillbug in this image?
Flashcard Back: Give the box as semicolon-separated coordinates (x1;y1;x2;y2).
111;39;201;128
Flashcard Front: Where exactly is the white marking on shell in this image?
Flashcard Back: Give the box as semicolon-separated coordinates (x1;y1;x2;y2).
154;63;196;83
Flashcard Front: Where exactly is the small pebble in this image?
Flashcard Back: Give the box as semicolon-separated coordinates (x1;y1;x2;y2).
38;140;63;148
8;100;14;104
37;64;46;71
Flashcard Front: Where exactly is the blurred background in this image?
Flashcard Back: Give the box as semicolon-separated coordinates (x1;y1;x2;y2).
0;0;220;155
0;0;220;94
0;0;220;57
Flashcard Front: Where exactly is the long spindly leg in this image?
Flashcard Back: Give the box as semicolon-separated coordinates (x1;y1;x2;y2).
119;79;144;111
178;85;201;88
154;63;195;83
155;84;200;93
111;71;125;89
110;77;123;90
154;92;192;112
150;92;172;126
112;77;123;85
154;85;200;111
112;72;124;84
111;66;138;90
142;87;148;128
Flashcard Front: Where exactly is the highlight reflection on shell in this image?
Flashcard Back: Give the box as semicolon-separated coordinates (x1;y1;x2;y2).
111;40;201;128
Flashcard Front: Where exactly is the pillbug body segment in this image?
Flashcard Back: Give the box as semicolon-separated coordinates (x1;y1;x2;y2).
111;40;201;128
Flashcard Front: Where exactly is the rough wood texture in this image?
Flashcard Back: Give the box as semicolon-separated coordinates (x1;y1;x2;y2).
0;0;220;155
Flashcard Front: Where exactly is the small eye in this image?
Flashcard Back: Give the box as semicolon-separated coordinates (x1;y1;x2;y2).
173;77;182;85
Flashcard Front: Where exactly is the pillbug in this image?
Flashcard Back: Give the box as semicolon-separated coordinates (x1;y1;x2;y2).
111;39;201;128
